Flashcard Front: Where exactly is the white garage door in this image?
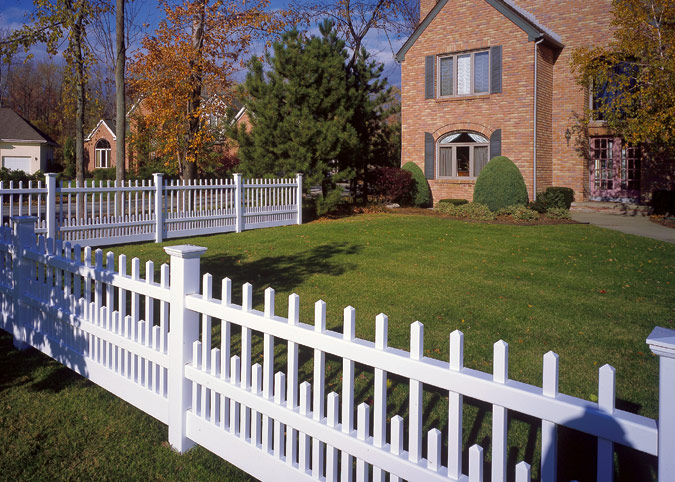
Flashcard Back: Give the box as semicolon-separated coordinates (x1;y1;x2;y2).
2;156;32;172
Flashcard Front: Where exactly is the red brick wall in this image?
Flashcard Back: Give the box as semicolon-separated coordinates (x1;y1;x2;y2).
515;0;614;200
401;0;615;203
401;1;538;203
85;124;117;173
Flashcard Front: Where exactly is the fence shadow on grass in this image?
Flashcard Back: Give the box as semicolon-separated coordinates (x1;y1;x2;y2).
199;242;363;301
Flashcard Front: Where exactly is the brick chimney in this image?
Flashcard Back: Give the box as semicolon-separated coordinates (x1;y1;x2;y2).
420;0;438;20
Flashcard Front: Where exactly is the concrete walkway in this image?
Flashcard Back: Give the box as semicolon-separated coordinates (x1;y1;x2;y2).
571;211;675;244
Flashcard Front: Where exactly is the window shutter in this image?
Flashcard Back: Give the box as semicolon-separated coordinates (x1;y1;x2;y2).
425;56;435;99
424;132;435;179
490;45;502;94
490;129;502;159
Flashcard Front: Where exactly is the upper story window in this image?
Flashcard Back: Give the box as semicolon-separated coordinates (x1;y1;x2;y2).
95;139;111;168
437;131;489;178
589;61;638;121
437;50;490;98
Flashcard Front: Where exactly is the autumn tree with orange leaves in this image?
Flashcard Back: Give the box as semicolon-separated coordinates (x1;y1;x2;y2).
129;0;286;180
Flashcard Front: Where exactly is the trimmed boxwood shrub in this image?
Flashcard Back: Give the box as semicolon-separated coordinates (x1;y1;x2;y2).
368;167;414;205
529;190;565;213
402;162;431;207
651;190;675;216
545;187;574;209
436;202;495;220
437;198;468;206
496;204;540;221
473;156;528;211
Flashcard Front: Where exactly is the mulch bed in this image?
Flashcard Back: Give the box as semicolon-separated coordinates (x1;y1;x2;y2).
649;216;675;229
317;205;580;225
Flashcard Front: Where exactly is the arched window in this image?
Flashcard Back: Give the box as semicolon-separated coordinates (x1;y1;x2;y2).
95;139;111;168
437;131;489;178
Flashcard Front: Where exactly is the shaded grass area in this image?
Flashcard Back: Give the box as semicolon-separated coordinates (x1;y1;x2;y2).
1;213;673;480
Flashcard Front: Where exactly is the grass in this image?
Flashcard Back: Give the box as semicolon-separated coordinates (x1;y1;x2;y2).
1;213;673;480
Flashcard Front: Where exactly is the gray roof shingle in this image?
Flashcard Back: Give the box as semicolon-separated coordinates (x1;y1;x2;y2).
0;108;58;145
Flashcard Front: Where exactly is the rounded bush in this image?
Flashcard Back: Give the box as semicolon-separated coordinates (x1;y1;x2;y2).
402;162;431;207
368;167;414;205
473;156;529;211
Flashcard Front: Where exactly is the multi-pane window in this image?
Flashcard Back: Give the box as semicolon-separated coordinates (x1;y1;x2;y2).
95;139;111;168
438;50;490;97
590;137;641;195
437;132;489;178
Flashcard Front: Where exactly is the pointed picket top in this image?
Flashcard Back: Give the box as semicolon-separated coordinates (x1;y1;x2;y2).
543;351;559;397
288;293;299;325
132;257;140;280
146;261;154;283
202;273;212;299
264;287;275;318
410;321;424;361
252;363;262;394
222;278;231;305
242;283;252;311
327;392;339;428
515;461;531;482
450;330;464;370
469;444;484;482
376;314;388;350
84;246;92;266
300;381;311;416
106;251;115;271
343;306;355;340
315;300;326;332
95;248;103;268
493;340;509;384
598;364;616;413
118;253;126;276
390;416;404;456
427;428;442;472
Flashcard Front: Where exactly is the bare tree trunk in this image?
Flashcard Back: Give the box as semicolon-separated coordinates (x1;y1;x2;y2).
183;0;206;181
74;12;86;185
115;0;126;182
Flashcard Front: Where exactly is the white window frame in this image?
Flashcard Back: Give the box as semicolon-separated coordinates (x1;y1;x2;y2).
437;49;490;98
95;139;111;168
436;132;490;179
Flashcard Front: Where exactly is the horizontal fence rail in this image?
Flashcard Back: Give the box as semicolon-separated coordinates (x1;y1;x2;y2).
0;173;302;247
0;216;673;482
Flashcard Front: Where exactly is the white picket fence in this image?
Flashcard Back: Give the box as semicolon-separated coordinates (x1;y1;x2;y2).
0;173;302;247
1;216;673;482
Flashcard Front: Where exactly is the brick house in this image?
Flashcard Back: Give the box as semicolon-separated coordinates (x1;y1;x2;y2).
84;95;248;175
397;0;659;204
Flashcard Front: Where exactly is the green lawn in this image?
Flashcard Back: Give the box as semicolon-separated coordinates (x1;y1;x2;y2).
1;213;672;480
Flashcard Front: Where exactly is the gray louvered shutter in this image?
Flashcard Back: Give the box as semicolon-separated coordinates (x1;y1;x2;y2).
425;56;435;99
490;46;502;94
490;129;502;159
424;132;435;179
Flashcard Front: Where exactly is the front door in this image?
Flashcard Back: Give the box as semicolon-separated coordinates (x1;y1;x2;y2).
590;137;641;201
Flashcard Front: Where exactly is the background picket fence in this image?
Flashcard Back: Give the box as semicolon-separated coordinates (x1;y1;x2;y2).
0;173;302;247
1;216;673;482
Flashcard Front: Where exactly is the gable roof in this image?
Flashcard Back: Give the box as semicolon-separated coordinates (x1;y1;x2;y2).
396;0;564;62
0;108;58;145
85;118;116;141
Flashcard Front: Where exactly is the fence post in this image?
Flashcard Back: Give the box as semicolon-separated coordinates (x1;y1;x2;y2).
296;173;303;225
647;326;675;482
45;173;57;241
153;173;164;243
11;216;37;350
164;244;208;453
234;173;243;233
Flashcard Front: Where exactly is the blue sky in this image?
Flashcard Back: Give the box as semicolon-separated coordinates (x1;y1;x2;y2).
1;0;404;86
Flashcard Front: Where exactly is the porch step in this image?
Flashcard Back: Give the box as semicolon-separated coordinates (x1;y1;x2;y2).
570;201;649;217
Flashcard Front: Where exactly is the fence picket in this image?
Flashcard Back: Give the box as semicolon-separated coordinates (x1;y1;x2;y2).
313;300;327;479
598;364;616;482
409;321;423;464
448;330;464;479
342;306;356;482
492;340;509;482
542;351;560;482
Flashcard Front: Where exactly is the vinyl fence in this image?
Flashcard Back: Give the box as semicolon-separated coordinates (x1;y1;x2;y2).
1;216;673;482
0;173;302;247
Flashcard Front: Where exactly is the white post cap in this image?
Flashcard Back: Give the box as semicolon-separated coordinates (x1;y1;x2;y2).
647;326;675;359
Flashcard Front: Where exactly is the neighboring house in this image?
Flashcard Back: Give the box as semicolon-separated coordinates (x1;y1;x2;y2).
0;108;57;174
84;94;248;174
397;0;658;203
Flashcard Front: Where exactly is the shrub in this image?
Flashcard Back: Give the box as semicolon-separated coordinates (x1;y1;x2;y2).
529;190;566;213
368;167;414;205
545;187;574;209
651;190;675;216
496;205;540;221
546;207;572;219
437;198;469;206
402;162;431;207
0;167;44;184
316;188;344;217
436;202;495;220
473;156;529;211
92;168;117;182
